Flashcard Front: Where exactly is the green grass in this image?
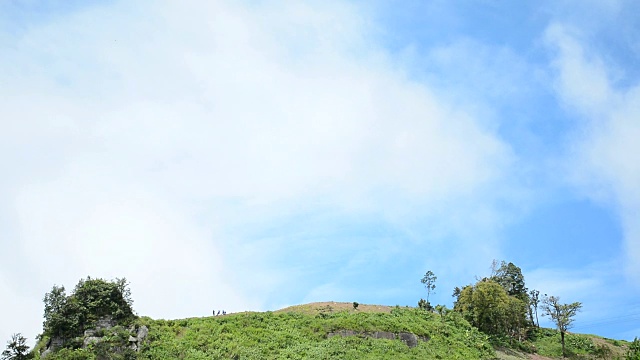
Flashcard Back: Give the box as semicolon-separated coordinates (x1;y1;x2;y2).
134;308;495;359
525;327;631;359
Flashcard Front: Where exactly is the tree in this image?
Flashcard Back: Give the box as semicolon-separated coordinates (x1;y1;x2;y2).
115;277;134;310
43;285;72;340
541;295;582;358
454;279;527;339
1;333;31;360
452;286;462;300
528;289;540;328
420;271;437;308
491;261;528;301
72;276;135;324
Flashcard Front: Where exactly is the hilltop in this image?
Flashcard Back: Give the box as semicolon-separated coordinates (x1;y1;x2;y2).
28;301;633;359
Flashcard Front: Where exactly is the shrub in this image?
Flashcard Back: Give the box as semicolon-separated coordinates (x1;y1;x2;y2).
628;337;640;360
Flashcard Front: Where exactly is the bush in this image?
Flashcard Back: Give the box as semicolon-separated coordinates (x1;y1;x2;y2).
628;337;640;360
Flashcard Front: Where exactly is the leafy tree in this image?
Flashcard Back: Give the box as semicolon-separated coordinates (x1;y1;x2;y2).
528;289;540;328
541;295;582;358
454;279;527;339
1;333;32;360
43;285;73;341
491;261;528;301
420;271;437;309
72;276;135;324
115;277;134;309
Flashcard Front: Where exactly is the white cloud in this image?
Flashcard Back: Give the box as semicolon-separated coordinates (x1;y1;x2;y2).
0;0;514;343
545;24;614;116
546;24;640;284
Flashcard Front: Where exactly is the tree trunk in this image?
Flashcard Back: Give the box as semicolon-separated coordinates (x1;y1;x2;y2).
561;331;566;358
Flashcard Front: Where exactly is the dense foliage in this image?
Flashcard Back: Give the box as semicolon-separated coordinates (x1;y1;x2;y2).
42;277;136;344
490;261;528;301
453;279;528;340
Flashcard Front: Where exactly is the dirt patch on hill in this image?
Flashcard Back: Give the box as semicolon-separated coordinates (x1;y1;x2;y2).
276;301;396;315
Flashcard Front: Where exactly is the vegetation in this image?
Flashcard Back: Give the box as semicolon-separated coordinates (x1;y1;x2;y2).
6;267;634;359
41;277;136;350
419;270;437;311
528;327;630;359
29;301;634;360
1;333;32;360
450;259;598;358
133;306;495;359
490;261;528;302
451;261;531;342
541;295;583;358
628;337;640;360
529;289;541;328
453;279;528;341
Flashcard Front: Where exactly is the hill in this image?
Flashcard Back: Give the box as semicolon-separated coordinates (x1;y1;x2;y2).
31;301;633;359
134;302;495;359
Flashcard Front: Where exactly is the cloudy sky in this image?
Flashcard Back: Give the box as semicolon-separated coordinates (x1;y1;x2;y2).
1;0;639;344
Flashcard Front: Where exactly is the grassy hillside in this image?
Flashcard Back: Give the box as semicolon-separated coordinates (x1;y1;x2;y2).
33;302;634;360
134;303;494;359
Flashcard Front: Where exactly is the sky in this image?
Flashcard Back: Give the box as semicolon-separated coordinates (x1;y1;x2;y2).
1;0;639;345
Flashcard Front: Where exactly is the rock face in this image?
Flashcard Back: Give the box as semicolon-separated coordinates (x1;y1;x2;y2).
327;330;430;348
41;317;148;358
128;325;149;351
41;336;64;358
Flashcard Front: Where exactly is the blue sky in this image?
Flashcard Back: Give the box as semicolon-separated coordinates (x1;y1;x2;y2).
1;0;639;345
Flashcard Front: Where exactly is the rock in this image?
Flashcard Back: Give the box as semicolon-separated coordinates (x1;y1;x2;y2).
83;336;101;348
372;331;395;340
95;316;116;330
50;337;64;349
327;329;428;348
137;325;149;342
398;332;418;348
327;330;358;338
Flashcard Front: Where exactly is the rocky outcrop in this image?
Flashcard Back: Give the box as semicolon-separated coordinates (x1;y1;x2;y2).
327;330;430;348
128;324;149;351
41;316;148;358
